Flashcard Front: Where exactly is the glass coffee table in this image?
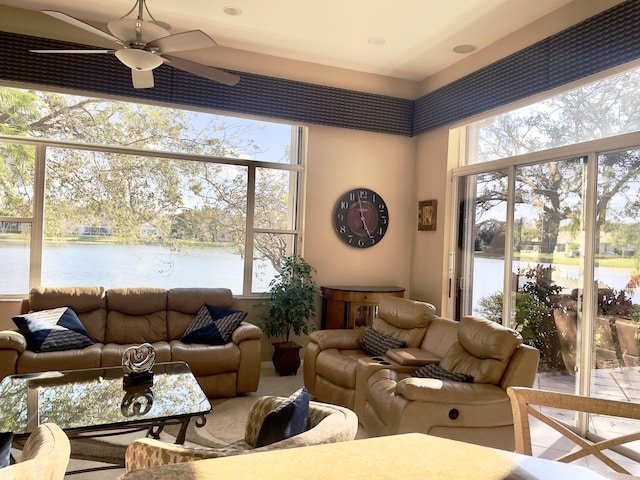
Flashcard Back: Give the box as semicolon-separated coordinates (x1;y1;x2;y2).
0;361;212;445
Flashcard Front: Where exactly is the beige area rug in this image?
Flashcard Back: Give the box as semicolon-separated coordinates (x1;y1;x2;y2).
164;395;259;446
7;394;263;474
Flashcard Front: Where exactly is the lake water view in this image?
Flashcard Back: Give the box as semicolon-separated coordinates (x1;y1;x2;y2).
3;243;638;307
2;242;276;295
471;256;640;315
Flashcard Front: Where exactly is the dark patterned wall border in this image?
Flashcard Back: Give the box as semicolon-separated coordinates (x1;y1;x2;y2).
413;0;640;135
0;0;639;138
0;30;413;136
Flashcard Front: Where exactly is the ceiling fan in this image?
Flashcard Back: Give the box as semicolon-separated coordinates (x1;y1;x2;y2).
30;0;240;89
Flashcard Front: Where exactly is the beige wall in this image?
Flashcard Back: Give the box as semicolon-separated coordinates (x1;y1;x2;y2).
410;126;452;316
302;124;417;292
0;299;25;330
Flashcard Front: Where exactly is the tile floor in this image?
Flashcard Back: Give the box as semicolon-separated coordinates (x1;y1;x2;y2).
532;368;640;476
48;365;640;478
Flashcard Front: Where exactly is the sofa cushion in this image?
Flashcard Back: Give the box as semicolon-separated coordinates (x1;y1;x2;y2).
17;344;103;373
255;387;309;448
372;317;428;348
377;296;435;329
13;307;94;352
105;288;168;343
101;342;171;368
419;317;460;358
411;363;473;383
315;349;368;389
438;316;522;385
181;305;247;345
386;348;441;366
358;327;407;357
169;341;239;375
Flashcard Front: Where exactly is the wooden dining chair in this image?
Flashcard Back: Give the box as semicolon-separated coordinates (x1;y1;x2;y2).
507;386;640;474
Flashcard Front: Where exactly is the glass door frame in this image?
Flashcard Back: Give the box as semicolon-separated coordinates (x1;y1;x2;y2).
447;129;640;401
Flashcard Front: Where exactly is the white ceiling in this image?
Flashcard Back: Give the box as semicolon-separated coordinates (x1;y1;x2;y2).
0;0;581;82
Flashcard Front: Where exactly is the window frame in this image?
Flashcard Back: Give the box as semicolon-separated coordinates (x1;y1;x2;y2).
0;127;306;298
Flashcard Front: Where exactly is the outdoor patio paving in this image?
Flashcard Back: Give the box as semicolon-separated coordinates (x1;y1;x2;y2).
532;367;640;475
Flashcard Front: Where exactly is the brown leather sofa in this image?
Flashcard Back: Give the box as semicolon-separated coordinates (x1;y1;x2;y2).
0;286;263;398
303;296;540;450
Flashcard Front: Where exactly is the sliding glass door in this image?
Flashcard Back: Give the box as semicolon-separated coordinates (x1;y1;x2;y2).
591;149;640;406
454;144;640;405
451;63;640;468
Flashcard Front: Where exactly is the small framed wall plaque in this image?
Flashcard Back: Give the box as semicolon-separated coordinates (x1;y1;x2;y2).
418;200;437;231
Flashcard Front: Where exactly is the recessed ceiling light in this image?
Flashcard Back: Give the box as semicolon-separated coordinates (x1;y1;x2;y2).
453;44;476;54
223;5;243;16
368;37;386;46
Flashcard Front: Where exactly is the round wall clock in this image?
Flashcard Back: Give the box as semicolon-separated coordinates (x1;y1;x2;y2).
333;187;389;248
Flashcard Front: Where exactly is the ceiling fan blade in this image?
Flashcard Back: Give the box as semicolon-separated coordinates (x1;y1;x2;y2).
132;69;154;89
149;30;217;54
41;10;125;46
163;55;240;86
30;49;114;54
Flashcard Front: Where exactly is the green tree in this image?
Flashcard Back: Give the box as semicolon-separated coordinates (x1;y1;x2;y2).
476;71;640;257
0;87;292;273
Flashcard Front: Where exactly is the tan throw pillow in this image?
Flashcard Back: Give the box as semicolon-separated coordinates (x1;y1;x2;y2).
438;316;522;385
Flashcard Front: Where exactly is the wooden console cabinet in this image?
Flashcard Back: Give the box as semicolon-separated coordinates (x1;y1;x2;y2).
320;286;405;329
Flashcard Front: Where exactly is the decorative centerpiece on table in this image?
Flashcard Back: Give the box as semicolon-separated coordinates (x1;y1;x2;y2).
255;255;319;376
122;342;156;387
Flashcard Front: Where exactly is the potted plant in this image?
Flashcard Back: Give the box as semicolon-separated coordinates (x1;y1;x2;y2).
255;255;319;375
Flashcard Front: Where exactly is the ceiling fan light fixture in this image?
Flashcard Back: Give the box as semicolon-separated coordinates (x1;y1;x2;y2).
116;48;163;71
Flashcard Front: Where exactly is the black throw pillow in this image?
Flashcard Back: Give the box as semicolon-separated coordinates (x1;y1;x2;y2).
359;326;407;357
411;363;473;383
255;387;310;448
12;307;93;352
181;305;247;345
0;431;13;468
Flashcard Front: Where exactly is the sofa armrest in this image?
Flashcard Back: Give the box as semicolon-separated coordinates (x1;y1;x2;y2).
395;376;506;404
0;330;27;353
386;348;440;366
125;437;245;472
231;322;263;344
308;328;364;350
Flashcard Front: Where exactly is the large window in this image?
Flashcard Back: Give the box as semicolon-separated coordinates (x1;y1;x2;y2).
465;67;640;165
0;88;305;295
451;65;640;458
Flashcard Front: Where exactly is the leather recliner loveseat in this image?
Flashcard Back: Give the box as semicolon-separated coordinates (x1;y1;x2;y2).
0;286;263;398
303;296;540;450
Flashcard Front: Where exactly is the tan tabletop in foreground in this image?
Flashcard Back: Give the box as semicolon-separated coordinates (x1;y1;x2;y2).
118;433;616;480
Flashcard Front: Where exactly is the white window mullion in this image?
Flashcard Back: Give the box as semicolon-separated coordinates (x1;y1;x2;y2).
502;165;516;329
243;165;256;295
578;153;598;398
30;145;46;290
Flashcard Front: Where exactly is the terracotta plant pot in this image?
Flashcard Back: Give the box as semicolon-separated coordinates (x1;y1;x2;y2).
272;341;302;376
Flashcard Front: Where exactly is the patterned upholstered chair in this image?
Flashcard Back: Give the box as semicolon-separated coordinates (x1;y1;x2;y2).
124;396;358;472
4;423;70;480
